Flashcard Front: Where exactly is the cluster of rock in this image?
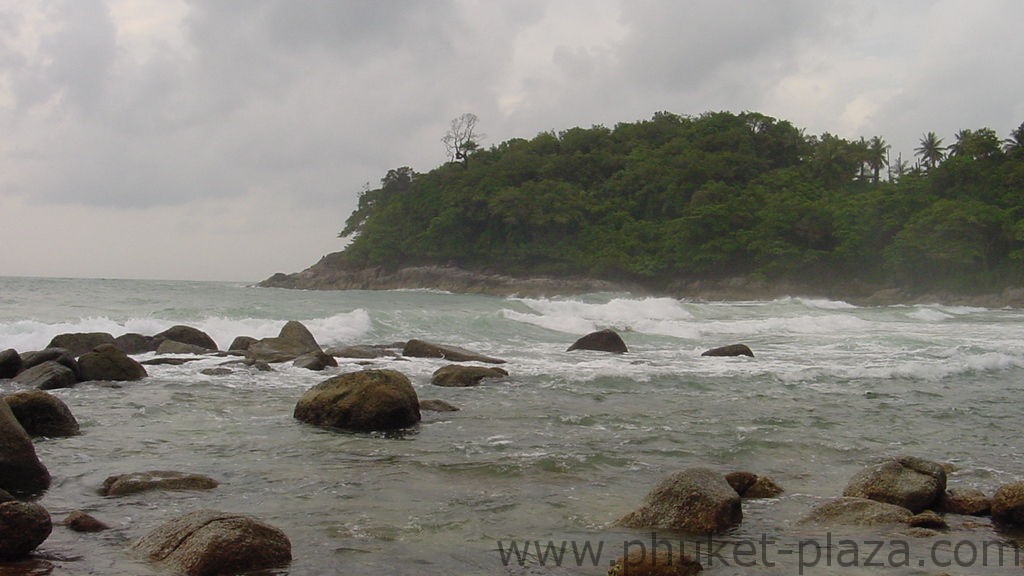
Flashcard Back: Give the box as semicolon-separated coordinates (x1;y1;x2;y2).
612;456;1024;575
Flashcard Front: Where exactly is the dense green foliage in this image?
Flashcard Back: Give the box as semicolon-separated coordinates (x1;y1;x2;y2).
339;111;1024;292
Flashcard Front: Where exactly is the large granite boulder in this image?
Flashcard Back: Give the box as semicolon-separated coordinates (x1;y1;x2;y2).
132;509;291;576
19;348;81;380
0;500;52;559
294;369;420;432
430;364;508;387
842;456;946;513
114;332;162;354
3;390;80;437
292;351;338;371
154;325;218;351
938;487;991;516
991;482;1024;526
101;471;219;496
567;329;628;353
802;497;913;526
617;468;742;533
0;348;22;378
78;344;148;382
701;344;754;357
12;361;78;390
227;336;258;352
402;339;506;363
0;401;51;496
247;321;322;363
46;332;115;357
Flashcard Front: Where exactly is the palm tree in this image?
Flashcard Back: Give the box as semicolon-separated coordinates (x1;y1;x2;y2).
915;132;946;169
866;136;889;183
1004;122;1024;158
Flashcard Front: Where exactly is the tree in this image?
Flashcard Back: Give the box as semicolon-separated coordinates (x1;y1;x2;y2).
915;131;946;169
866;136;889;183
442;113;483;167
949;128;1001;160
1003;122;1024;158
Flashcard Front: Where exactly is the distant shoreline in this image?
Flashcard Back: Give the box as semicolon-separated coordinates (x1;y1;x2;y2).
258;257;1024;308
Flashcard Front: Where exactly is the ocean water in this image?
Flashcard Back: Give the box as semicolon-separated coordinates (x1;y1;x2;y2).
2;276;1024;575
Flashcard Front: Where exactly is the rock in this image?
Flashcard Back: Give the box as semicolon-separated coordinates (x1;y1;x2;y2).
227;336;258;352
3;390;80;437
724;471;783;498
45;332;115;357
802;497;913;526
12;361;78;390
402;339;507;363
154;325;218;351
617;468;742;534
567;329;628;353
419;399;460;412
141;357;204;366
430;364;508;387
991;481;1024;526
842;456;946;513
908;510;948;530
326;344;397;359
0;500;52;559
156;340;213;355
0;402;51;498
292;351;338;371
100;471;219;496
608;548;703;576
132;509;291;576
78;344;148;382
113;332;161;354
62;510;109;532
0;348;22;378
937;487;991;516
701;344;754;357
294;369;421;432
200;368;233;376
246;320;322;363
19;348;81;380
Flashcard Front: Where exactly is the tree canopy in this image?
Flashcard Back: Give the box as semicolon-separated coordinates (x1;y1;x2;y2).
336;111;1024;293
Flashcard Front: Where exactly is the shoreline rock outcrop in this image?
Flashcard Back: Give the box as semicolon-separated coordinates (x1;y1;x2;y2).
294;369;421;432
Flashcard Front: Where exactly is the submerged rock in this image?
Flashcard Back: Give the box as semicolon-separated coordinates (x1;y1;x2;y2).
62;510;110;532
403;339;507;364
133;509;291;576
419;399;460;412
430;364;508;387
843;456;946;513
294;369;421;432
0;401;51;496
724;471;783;498
567;329;628;353
701;344;754;357
3;390;80;437
803;497;913;526
618;468;741;534
101;471;219;496
608;548;703;576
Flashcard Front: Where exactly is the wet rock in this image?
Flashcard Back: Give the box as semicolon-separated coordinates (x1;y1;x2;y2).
62;510;109;532
19;348;81;379
419;399;460;412
294;369;420;432
246;320;323;363
100;471;219;496
991;481;1024;526
132;509;291;576
154;325;218;351
937;487;991;516
701;344;754;357
326;344;398;359
908;510;948;530
566;329;628;353
227;336;257;352
200;367;233;376
802;497;913;526
78;344;148;382
843;456;946;513
156;340;212;355
0;348;23;378
724;471;783;498
45;332;115;357
618;468;742;534
403;339;507;364
430;364;508;387
608;548;702;576
292;351;338;371
12;361;78;390
0;401;51;496
141;357;204;366
0;500;52;559
113;332;161;354
3;390;80;437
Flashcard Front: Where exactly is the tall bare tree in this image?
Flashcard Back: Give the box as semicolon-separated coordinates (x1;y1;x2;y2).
442;113;483;167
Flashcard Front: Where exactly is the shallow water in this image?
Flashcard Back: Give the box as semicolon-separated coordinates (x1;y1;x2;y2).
2;276;1024;574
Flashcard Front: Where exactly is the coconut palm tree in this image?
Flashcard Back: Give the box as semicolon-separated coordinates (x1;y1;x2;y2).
866;136;889;183
1003;122;1024;158
915;132;946;169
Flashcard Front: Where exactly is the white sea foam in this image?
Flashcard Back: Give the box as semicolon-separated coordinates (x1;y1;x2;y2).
503;296;698;337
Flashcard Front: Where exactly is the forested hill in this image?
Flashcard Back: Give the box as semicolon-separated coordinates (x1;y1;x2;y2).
318;111;1024;294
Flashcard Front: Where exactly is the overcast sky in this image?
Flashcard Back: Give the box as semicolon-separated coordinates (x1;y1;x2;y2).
2;0;1022;281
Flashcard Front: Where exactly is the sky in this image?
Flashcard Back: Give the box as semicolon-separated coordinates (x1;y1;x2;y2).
1;0;1022;282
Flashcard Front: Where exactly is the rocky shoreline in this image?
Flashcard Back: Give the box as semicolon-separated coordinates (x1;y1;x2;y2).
259;253;1024;308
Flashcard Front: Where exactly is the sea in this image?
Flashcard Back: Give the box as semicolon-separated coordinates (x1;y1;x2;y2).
1;275;1024;575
